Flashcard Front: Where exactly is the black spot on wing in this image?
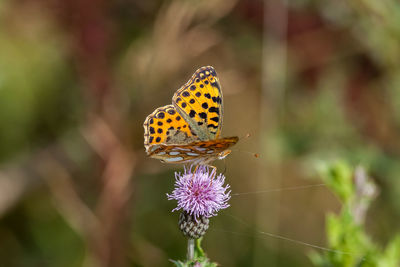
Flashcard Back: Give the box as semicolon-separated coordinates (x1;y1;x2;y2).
157;112;165;119
212;96;221;104
199;112;207;119
210;117;219;123
149;118;154;124
190;85;196;91
189;99;195;104
207;124;218;129
209;107;219;114
202;102;208;109
150;127;155;134
157;128;163;133
182;91;190;97
211;81;220;90
195;92;201;97
167;118;172;123
168;109;176;115
204;93;211;99
189;110;196;118
176;116;181;121
149;136;154;143
156;137;161;142
157;121;163;126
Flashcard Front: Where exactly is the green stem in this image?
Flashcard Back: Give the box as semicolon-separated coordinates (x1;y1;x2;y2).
187;238;195;261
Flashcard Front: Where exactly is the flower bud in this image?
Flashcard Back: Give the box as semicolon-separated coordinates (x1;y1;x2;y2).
178;211;209;239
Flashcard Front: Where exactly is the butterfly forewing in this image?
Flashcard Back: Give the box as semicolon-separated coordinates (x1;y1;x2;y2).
172;66;223;141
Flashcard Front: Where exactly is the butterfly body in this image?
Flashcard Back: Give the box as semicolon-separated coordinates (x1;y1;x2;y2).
143;66;238;165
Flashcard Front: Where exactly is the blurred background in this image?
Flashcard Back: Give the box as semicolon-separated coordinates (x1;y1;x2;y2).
1;0;400;266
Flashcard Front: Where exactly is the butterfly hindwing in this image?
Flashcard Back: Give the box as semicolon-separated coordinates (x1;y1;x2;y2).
148;136;239;164
143;105;199;153
172;66;223;141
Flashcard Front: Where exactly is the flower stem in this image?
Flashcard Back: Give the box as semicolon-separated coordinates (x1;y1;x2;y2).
187;238;195;261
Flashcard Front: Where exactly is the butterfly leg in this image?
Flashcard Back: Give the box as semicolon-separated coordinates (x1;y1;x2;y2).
190;165;217;186
209;165;217;179
190;164;200;186
208;165;218;186
193;164;199;174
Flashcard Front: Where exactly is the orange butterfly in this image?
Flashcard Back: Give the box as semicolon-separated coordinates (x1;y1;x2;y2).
143;66;238;165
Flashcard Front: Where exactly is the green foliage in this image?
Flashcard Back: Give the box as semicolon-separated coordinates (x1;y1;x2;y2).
310;162;400;267
317;161;354;204
171;238;218;267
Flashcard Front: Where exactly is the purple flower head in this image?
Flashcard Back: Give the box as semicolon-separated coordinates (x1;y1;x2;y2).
167;165;231;220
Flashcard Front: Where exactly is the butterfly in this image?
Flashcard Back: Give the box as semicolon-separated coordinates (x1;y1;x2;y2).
143;66;238;165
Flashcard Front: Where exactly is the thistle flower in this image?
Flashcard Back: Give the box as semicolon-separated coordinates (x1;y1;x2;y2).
167;165;231;221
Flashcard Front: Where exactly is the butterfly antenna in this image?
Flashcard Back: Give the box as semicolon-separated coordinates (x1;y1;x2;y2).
239;133;252;142
234;133;260;158
232;148;260;159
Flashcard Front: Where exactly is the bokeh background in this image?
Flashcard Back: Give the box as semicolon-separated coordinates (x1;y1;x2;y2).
1;0;400;266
